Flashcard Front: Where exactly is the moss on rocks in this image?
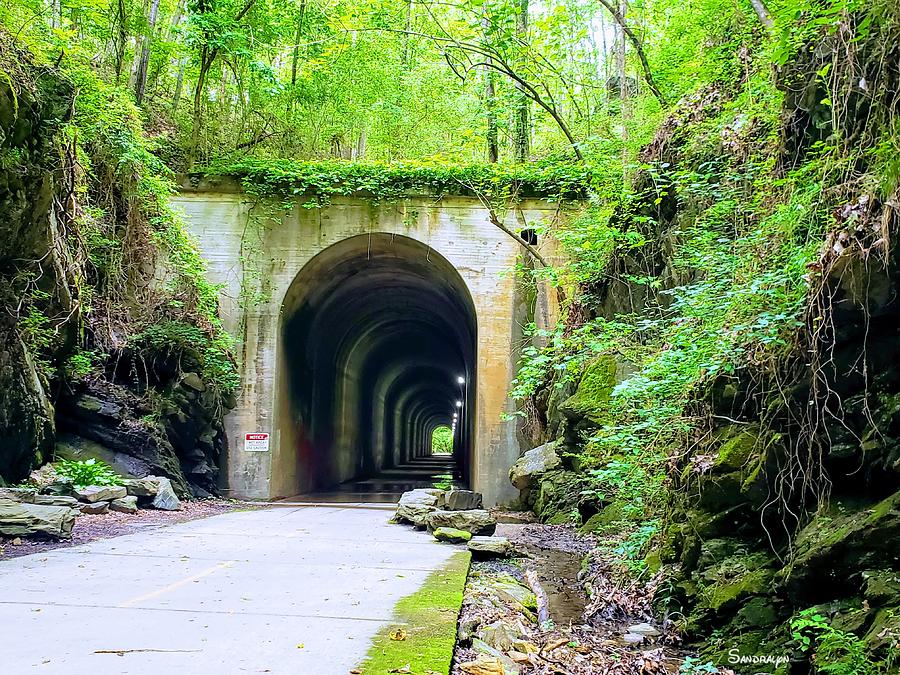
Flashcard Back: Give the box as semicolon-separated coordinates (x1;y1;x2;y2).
783;490;900;601
579;500;641;533
715;426;761;471
698;552;776;614
558;355;618;425
532;469;583;524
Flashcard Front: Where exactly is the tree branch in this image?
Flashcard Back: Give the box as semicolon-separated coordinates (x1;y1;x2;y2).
595;0;667;106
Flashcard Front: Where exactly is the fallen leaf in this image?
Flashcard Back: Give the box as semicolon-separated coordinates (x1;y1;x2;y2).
388;665;411;674
389;629;408;641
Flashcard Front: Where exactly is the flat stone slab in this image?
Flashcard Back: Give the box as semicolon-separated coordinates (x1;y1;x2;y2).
110;496;138;514
468;536;512;557
75;485;127;503
0;505;462;673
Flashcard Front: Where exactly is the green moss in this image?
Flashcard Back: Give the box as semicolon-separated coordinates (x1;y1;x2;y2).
547;511;573;525
433;527;472;543
559;355;618;423
735;596;780;628
358;551;470;675
644;550;663;575
715;425;760;471
699;552;775;612
703;568;772;612
863;570;900;605
863;607;900;654
579;500;640;533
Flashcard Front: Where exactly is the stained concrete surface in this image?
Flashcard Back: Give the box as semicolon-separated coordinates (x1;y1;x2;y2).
0;505;461;674
286;454;464;504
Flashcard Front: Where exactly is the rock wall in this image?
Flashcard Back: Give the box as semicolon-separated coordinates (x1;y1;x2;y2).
0;36;230;496
513;7;900;670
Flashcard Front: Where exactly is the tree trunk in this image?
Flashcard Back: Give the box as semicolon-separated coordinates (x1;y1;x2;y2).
290;0;307;86
402;0;414;69
113;0;128;83
134;0;161;105
172;57;186;113
485;69;499;163
481;15;499;163
748;0;773;29
188;54;212;171
513;0;530;162
619;0;630;169
597;0;666;106
352;128;367;160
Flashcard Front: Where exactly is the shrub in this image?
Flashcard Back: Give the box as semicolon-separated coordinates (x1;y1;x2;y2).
55;459;123;488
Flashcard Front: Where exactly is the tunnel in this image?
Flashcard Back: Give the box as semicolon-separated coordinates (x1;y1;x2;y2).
275;233;477;500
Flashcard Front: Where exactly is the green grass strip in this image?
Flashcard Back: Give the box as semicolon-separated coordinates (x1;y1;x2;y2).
358;550;471;675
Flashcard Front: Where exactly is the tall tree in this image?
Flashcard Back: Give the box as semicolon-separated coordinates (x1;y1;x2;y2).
134;0;161;104
512;0;530;162
186;0;258;170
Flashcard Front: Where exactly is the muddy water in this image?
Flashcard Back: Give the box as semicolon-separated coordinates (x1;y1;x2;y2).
497;523;591;626
529;545;588;625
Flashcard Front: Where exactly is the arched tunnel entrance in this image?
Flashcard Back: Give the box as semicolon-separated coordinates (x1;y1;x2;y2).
276;233;476;500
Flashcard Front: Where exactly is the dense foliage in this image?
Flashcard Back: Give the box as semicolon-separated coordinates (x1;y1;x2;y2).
3;0;900;670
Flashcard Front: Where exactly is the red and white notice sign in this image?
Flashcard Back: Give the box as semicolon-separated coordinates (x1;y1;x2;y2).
245;433;270;452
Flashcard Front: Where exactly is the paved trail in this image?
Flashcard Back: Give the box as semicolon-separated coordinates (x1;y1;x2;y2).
0;505;458;674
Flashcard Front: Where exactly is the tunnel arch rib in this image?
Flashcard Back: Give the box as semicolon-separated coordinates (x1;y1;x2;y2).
274;233;477;497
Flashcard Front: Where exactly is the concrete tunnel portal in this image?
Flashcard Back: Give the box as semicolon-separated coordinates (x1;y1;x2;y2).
276;233;477;499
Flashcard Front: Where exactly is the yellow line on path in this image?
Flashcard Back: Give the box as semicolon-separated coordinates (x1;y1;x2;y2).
118;560;236;608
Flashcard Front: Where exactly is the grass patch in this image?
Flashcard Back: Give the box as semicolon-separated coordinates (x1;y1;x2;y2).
358;550;471;675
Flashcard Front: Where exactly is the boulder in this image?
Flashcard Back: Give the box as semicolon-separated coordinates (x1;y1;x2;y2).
75;485;127;503
395;488;444;526
32;495;79;508
477;620;521;652
626;622;661;637
459;655;506;675
40;480;77;497
509;443;561;490
0;487;36;502
0;499;76;538
78;501;109;515
29;464;64;490
123;476;161;497
433;527;472;543
557;355;618;424
782;490;900;601
489;578;537;611
446;489;483;511
151;477;182;511
110;495;138;514
425;509;496;536
471;638;520;674
468;536;512;557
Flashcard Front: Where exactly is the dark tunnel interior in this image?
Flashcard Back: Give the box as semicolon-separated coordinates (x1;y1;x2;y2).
279;234;476;500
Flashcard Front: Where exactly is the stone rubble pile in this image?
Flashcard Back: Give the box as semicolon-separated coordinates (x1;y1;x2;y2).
393;488;513;557
0;474;182;540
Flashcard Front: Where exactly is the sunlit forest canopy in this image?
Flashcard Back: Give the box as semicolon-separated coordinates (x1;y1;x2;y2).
0;0;779;173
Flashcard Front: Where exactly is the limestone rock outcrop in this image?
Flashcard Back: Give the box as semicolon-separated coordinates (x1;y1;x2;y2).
0;499;76;538
425;509;496;536
508;443;561;491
